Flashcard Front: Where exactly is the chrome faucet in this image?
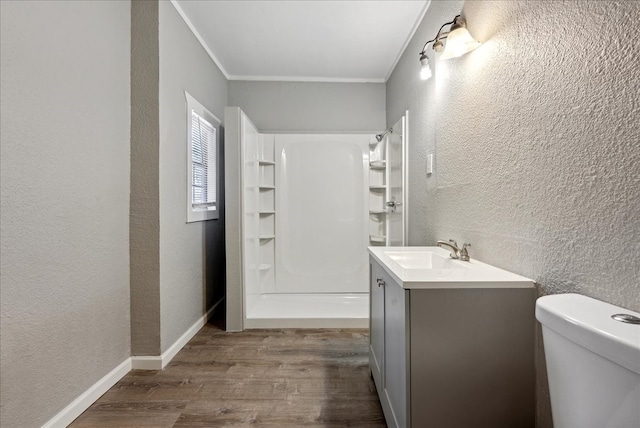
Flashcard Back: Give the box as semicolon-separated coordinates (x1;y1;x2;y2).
436;239;471;261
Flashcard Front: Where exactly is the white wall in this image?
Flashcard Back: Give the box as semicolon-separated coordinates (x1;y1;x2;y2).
158;1;228;352
0;1;131;426
386;1;640;426
228;81;386;133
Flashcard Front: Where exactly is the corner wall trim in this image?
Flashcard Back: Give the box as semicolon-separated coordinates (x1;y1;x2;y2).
41;358;132;428
131;304;218;370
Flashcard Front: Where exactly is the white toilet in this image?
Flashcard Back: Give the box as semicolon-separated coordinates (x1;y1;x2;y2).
536;293;640;428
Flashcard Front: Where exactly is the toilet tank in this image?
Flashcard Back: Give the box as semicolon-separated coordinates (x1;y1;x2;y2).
536;293;640;428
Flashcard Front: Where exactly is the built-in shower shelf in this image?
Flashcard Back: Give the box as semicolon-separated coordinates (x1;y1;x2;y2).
259;235;275;240
369;135;387;247
258;160;275;165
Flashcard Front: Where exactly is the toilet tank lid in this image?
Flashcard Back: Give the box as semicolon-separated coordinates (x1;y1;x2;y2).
536;293;640;375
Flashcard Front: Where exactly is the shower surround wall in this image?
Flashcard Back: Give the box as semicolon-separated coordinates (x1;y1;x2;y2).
274;135;369;295
226;108;371;329
386;1;640;427
226;82;385;331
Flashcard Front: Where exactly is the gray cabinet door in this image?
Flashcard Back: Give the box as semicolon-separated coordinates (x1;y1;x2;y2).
369;262;385;392
383;278;409;428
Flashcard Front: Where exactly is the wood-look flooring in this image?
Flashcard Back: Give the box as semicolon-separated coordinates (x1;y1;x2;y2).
70;323;386;427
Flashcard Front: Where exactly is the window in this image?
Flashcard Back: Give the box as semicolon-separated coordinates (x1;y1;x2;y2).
185;92;220;222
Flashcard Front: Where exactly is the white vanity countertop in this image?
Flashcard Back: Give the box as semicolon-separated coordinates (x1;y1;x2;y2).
368;246;535;289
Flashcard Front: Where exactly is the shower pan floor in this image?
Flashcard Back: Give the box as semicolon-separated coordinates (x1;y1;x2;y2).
245;293;369;329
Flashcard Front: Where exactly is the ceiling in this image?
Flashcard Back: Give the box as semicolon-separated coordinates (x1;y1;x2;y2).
172;0;430;83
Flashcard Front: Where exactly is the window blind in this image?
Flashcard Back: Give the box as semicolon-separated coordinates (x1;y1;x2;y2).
191;110;216;208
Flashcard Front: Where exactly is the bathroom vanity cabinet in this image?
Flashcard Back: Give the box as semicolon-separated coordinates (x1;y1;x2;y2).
369;250;536;428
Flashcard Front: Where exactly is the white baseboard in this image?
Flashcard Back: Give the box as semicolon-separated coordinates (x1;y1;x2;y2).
131;301;220;370
41;301;223;427
129;355;163;370
41;358;131;428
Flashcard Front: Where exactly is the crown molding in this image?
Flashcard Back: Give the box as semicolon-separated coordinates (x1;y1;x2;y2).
170;0;230;80
384;0;432;82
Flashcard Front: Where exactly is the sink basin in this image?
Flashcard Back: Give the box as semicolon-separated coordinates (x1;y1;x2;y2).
384;251;467;269
368;246;535;289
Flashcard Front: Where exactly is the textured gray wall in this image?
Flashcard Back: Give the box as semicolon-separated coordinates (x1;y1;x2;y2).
228;81;386;133
386;1;640;426
130;0;161;356
130;1;228;356
0;1;131;426
158;1;228;351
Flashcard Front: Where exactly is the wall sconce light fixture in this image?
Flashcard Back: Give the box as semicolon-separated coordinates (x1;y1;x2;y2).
419;15;480;80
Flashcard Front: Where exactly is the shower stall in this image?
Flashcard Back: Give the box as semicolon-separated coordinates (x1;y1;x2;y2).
224;107;406;330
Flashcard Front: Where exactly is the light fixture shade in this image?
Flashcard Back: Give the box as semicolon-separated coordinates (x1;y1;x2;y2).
419;54;432;80
439;26;480;60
